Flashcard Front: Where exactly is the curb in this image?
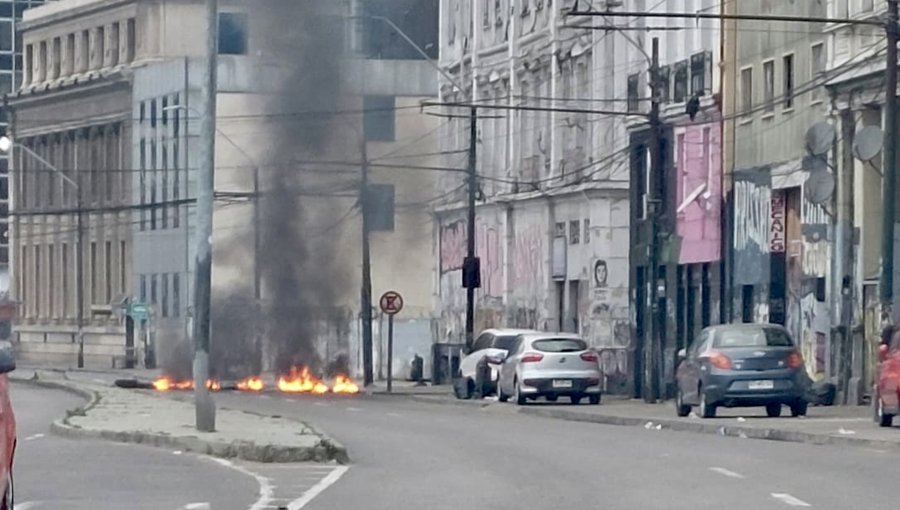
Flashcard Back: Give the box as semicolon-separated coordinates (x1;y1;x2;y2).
13;372;350;464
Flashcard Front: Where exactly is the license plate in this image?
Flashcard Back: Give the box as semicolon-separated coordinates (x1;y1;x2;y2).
748;380;774;390
552;379;573;389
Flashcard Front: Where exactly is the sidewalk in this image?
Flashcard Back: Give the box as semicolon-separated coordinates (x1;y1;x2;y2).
11;369;349;464
404;391;900;451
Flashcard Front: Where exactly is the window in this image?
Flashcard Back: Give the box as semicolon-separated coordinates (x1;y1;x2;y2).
811;43;825;101
569;220;580;245
673;60;688;103
105;241;112;302
0;21;10;52
493;335;519;351
658;65;670;103
690;52;709;96
763;60;775;112
363;95;396;141
80;30;89;72
532;338;588;353
139;138;146;231
150;274;157;305
38;40;46;80
66;33;75;75
125;18;135;62
161;273;168;318
783;53;794;109
715;327;794;348
109;23;119;66
96;26;105;67
62;244;68;317
34;246;40;316
140;274;147;302
473;333;492;351
740;67;753;116
51;37;60;79
172;273;180;317
24;44;32;84
627;73;640;112
47;245;54;317
584;218;590;244
120;241;126;294
218;12;248;55
367;183;395;231
90;242;97;302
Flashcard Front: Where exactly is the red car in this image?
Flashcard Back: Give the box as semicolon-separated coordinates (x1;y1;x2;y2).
875;331;900;428
0;343;16;509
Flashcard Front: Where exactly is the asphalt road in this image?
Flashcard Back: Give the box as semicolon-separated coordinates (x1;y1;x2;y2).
9;382;259;510
215;392;900;510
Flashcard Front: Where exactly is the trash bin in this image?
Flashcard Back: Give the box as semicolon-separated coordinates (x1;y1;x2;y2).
431;343;464;385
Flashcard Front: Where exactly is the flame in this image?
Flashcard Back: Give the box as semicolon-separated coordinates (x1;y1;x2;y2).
151;377;219;391
277;367;329;394
332;375;360;394
237;376;265;392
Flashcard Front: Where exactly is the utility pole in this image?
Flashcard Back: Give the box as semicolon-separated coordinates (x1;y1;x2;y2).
464;106;478;353
882;0;898;327
252;165;261;373
644;37;661;403
360;140;374;387
192;0;217;432
76;187;84;368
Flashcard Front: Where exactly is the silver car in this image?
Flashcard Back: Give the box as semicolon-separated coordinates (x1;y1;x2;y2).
495;333;602;405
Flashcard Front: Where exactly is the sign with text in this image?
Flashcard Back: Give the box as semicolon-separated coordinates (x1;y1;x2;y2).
770;193;786;254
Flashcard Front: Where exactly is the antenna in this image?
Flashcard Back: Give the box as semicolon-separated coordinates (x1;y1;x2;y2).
853;125;884;162
805;121;836;156
803;122;836;206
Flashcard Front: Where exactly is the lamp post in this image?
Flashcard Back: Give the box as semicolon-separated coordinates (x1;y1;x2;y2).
0;135;85;368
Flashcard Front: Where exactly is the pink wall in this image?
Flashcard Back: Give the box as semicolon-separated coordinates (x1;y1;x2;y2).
675;121;722;264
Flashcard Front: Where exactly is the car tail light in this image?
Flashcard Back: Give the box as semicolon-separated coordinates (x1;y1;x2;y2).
580;352;598;362
787;351;804;369
709;352;732;370
521;352;544;363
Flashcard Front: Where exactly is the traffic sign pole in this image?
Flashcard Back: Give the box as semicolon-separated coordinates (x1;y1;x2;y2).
387;315;394;393
379;291;403;393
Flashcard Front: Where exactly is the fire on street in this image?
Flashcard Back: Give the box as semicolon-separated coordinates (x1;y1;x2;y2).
149;368;360;395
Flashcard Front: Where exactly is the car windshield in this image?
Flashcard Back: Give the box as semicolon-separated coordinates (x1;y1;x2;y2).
493;335;519;351
714;328;794;348
532;338;588;353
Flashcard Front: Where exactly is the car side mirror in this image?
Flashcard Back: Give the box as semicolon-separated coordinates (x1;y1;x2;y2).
677;348;687;360
879;344;890;362
0;341;15;374
486;352;507;365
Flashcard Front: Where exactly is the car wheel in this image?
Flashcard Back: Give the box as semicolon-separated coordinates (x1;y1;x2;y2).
675;389;691;417
790;400;808;418
766;403;783;418
589;394;601;405
570;395;582;405
699;391;716;418
877;396;894;428
514;378;526;406
546;395;558;402
1;471;13;510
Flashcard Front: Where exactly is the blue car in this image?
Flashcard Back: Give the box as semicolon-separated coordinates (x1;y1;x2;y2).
674;323;811;418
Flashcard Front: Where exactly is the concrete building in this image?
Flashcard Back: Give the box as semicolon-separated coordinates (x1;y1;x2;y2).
624;0;725;398
725;0;832;382
9;0;441;378
436;1;639;392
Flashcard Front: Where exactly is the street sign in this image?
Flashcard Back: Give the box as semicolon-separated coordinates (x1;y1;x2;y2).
379;291;404;316
128;302;150;321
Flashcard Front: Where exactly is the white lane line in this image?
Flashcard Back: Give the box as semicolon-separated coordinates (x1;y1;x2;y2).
708;467;746;479
771;493;811;507
181;504;211;510
345;407;361;412
14;502;43;510
386;412;402;417
288;466;349;510
205;457;275;510
259;395;272;400
23;433;45;441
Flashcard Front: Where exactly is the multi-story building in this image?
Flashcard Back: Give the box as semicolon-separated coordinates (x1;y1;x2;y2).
725;0;831;382
9;0;441;378
436;0;638;393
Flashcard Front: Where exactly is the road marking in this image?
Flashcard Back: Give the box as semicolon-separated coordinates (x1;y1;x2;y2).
771;493;811;507
313;402;329;407
708;467;745;479
14;502;43;510
92;378;106;384
345;407;361;412
23;433;45;441
287;466;349;509
205;457;274;510
259;395;272;400
386;412;402;417
181;504;211;510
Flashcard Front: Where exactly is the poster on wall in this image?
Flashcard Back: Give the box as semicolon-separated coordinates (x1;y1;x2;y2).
591;258;609;301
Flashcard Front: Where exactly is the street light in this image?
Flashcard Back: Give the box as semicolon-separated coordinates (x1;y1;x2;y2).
0;135;86;368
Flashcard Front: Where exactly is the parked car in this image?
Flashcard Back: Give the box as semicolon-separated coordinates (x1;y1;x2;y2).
455;329;535;399
496;333;601;405
674;324;810;419
0;341;17;510
874;329;900;427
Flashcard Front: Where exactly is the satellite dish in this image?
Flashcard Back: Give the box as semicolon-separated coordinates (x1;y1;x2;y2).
801;154;828;173
805;122;836;156
853;125;884;161
805;170;835;205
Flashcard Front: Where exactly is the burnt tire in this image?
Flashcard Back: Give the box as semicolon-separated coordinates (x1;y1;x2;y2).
675;389;691;417
766;403;783;418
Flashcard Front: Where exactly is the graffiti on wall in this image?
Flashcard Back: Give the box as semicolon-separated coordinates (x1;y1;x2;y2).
512;224;544;290
439;220;504;297
801;195;831;278
675;122;722;264
733;171;772;285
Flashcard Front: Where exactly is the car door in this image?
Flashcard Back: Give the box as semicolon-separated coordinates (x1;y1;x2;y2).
679;330;709;405
461;332;492;380
498;337;523;394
